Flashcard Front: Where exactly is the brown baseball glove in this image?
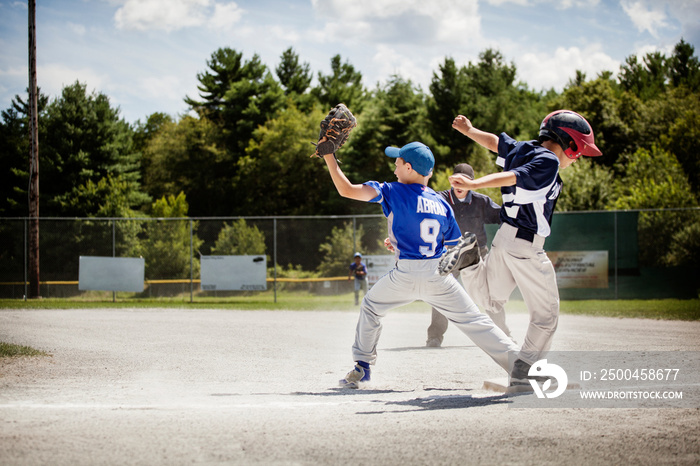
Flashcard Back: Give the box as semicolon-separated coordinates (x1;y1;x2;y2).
311;103;357;159
438;232;479;276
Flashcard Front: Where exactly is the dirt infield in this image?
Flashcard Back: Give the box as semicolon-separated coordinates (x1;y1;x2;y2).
1;308;699;465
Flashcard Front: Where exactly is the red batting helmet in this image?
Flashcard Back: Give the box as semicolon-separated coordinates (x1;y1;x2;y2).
539;110;602;159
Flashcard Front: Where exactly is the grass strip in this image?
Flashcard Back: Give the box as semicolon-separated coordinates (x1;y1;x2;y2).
0;342;49;357
0;295;697;320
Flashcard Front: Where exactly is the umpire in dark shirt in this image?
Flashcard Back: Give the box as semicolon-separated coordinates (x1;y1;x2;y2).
426;163;502;347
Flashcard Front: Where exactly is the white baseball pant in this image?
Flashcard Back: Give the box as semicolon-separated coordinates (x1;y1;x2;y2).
468;222;559;365
459;246;512;338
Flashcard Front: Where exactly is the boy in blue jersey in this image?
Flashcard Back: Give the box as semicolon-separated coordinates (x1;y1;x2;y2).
321;140;519;389
426;163;506;348
450;110;601;387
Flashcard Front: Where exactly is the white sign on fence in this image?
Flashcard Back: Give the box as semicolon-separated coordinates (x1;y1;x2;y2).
78;256;145;292
200;255;267;291
550;250;609;289
363;255;396;285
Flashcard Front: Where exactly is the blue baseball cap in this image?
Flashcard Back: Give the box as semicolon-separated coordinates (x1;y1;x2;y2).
385;142;435;176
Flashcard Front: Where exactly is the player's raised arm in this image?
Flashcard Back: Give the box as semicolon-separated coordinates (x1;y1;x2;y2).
449;171;517;191
312;104;376;202
323;153;378;202
452;115;499;153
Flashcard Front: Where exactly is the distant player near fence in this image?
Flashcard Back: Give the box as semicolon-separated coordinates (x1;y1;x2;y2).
348;252;368;305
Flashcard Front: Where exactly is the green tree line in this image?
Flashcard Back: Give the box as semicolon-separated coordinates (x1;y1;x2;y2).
0;40;700;217
1;40;699;279
1;42;698;218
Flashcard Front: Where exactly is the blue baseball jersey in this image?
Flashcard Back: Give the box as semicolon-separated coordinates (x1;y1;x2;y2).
349;261;367;280
365;181;462;260
496;133;562;238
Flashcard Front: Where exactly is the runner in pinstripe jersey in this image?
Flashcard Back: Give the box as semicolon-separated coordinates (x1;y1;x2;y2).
450;110;601;387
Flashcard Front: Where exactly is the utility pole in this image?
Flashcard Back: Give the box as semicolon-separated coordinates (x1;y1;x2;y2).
28;0;40;298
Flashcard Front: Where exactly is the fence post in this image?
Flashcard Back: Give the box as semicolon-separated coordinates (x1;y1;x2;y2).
614;211;618;300
190;218;194;303
353;216;358;254
24;218;27;301
112;219;116;303
273;218;278;304
28;0;40;300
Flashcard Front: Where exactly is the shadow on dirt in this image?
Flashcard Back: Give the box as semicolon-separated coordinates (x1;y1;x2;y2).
382;345;476;352
248;388;514;413
377;393;511;413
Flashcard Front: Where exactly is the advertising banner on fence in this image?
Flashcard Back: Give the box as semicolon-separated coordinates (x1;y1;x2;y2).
364;255;395;285
550;250;608;288
78;256;145;292
200;255;267;291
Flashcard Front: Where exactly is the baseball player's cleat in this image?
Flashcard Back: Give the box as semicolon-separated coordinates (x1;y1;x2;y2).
508;359;549;387
339;363;371;389
438;232;478;276
426;337;442;348
509;359;531;387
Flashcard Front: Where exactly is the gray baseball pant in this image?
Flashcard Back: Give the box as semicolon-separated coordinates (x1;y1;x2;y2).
352;257;519;372
427;245;514;341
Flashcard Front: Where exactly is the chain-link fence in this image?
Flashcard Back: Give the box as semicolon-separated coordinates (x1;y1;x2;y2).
1;209;698;301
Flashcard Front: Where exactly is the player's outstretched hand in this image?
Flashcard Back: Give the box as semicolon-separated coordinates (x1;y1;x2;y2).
449;173;475;190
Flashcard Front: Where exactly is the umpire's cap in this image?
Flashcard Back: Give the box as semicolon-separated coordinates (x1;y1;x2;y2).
453;163;475;180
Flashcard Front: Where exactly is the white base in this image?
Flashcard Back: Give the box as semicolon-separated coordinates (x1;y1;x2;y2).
483;378;581;394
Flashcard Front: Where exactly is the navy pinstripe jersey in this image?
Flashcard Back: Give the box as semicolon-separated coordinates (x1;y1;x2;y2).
364;181;462;260
496;133;562;238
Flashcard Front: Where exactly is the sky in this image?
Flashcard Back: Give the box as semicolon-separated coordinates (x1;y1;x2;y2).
1;0;699;125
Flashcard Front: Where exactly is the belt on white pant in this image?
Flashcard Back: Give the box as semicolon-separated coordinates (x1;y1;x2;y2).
498;223;546;249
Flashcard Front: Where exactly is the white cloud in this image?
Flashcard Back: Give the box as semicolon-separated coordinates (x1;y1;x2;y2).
370;44;434;89
436;3;481;42
310;0;481;45
38;63;107;100
114;0;243;32
485;0;598;8
306;0;486;92
633;43;676;59
517;45;619;91
266;25;301;44
666;0;700;45
139;75;185;100
620;0;670;38
485;0;528;5
550;0;599;8
115;0;208;31
209;2;244;31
